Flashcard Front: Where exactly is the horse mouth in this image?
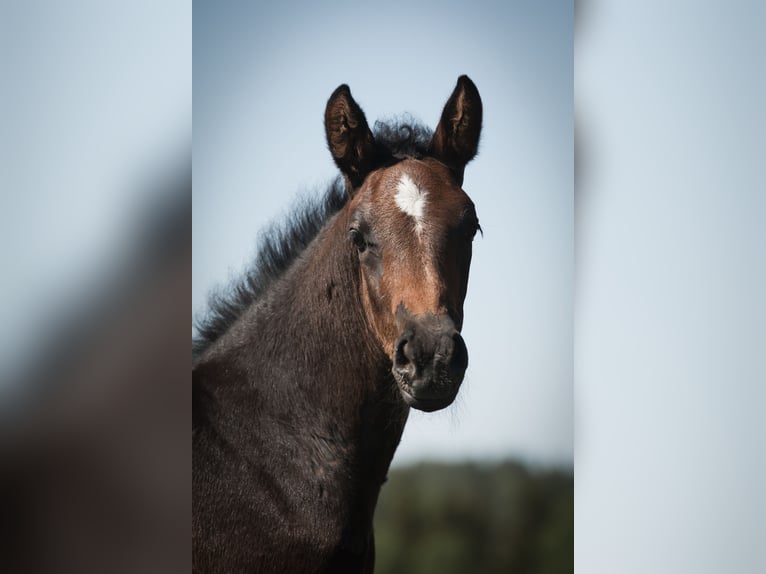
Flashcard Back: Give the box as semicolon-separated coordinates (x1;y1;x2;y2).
393;370;462;412
398;387;457;412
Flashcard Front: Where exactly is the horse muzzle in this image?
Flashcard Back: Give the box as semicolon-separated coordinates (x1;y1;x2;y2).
391;312;468;412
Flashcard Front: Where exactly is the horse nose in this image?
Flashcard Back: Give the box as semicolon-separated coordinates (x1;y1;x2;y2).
392;325;468;391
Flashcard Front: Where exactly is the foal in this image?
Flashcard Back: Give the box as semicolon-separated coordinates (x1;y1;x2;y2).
193;76;483;573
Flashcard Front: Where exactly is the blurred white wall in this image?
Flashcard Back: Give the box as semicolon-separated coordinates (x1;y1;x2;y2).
576;1;766;572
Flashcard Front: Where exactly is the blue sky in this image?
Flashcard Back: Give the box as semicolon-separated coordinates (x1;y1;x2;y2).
193;0;573;466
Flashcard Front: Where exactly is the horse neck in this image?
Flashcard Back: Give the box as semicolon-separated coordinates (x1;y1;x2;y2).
196;209;408;491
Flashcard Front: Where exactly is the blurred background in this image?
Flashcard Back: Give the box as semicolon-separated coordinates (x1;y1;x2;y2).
576;1;766;572
193;1;573;571
1;1;190;572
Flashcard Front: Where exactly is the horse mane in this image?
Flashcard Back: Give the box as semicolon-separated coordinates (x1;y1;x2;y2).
372;115;433;159
193;118;433;359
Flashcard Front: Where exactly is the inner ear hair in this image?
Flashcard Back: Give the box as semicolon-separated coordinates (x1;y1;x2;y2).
325;85;377;190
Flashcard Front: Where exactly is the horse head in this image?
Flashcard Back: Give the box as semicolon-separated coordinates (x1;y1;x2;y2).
325;76;482;412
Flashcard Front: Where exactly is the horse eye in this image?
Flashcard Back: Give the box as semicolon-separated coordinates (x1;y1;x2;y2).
465;221;482;241
348;228;367;252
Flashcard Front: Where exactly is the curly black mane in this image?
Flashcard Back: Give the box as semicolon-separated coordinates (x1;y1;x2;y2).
193;119;433;359
372;116;433;159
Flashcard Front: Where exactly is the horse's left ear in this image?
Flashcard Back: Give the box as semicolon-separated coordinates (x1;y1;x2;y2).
325;84;377;191
429;75;483;183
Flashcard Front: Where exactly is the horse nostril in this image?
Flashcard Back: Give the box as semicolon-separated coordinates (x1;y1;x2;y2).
394;336;417;379
395;337;409;365
450;333;469;374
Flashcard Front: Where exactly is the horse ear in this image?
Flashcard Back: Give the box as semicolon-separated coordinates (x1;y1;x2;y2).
325;85;377;190
430;75;483;182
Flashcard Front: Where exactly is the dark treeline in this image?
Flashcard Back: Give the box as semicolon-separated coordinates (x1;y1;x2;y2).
373;461;573;574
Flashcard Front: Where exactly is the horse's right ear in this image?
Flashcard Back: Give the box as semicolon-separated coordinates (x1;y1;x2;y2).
325;85;377;190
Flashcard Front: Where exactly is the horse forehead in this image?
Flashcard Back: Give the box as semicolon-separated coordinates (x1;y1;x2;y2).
394;172;427;227
382;161;463;223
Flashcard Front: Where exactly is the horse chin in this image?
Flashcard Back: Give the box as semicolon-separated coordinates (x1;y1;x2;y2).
393;372;459;413
402;392;455;413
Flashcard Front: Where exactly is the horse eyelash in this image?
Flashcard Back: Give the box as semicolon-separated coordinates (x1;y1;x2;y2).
349;228;368;251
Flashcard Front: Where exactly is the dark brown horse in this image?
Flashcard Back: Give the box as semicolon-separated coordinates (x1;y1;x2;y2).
193;76;483;573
